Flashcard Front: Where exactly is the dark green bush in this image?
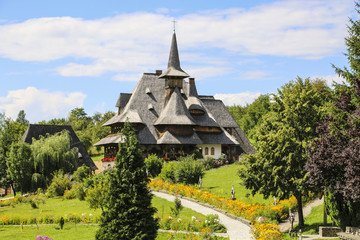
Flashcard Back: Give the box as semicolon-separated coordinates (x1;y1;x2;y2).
144;154;163;177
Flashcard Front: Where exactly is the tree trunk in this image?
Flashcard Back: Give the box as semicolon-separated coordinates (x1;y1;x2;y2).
10;182;16;197
296;195;304;228
323;198;327;225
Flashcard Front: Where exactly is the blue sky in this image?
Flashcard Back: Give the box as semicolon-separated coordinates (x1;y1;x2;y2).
0;0;356;123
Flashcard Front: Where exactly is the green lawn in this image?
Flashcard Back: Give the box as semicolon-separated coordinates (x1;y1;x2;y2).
296;203;333;235
202;164;272;204
0;225;229;240
0;195;204;221
90;155;103;162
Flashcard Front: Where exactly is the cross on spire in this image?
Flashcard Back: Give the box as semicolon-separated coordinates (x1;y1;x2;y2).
172;18;176;33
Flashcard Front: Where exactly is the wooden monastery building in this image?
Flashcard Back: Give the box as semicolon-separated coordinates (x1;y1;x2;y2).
94;33;255;166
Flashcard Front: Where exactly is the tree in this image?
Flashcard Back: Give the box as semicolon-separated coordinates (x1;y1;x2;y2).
16;110;29;125
6;141;33;195
227;94;271;143
0;116;27;191
306;1;360;229
96;122;159;240
31;130;78;189
239;77;331;228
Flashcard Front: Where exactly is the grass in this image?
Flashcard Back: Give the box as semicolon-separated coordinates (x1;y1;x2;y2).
0;225;229;240
91;155;103;162
283;203;339;240
202;164;272;204
0;196;204;222
299;203;334;235
0;194;14;200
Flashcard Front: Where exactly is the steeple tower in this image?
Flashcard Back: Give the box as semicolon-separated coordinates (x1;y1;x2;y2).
159;33;189;83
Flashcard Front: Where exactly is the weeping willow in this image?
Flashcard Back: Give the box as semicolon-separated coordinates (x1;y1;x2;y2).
31;130;78;188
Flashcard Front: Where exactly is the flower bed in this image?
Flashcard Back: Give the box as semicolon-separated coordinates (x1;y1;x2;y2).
149;179;297;240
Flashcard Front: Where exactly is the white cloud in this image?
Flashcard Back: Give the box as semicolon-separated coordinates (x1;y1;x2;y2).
312;74;346;86
0;0;354;77
112;73;143;82
240;70;270;80
185;66;229;80
0;87;86;122
214;92;261;106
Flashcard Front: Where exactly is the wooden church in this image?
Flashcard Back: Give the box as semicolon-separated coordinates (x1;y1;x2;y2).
94;32;254;166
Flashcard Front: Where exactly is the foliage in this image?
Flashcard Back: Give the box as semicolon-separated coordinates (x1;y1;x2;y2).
68;182;86;201
96;122;159;240
190;148;203;160
31;130;78;188
238;77;331;227
145;154;163;177
6;141;33;194
170;197;183;218
72;165;92;183
16;110;29;125
85;179;109;211
227;94;271;142
175;156;204;185
28;194;47;209
46;170;71;197
158;161;177;183
306;2;360;229
0;116;27;192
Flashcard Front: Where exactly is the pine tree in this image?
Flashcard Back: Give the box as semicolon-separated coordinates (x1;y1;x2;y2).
96;122;159;240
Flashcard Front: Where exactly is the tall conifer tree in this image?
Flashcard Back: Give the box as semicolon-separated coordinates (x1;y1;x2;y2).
96;122;158;240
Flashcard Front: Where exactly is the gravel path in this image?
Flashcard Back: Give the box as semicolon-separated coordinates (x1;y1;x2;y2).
153;191;252;240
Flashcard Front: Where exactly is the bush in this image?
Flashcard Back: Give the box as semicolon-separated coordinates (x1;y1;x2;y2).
67;183;86;200
46;170;71;197
73;165;92;183
28;194;47;209
200;156;215;170
190;149;203;160
175;157;204;185
144;154;163;177
159;161;178;183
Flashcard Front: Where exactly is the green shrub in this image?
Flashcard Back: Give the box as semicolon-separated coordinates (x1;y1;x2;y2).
73;165;92;183
175;157;204;185
190;149;203;160
159;161;178;183
46;170;71;197
28;194;47;209
201;156;215;170
67;183;86;200
144;154;163;177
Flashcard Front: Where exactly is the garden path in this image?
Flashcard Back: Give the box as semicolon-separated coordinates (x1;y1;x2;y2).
153;191;251;240
279;197;324;232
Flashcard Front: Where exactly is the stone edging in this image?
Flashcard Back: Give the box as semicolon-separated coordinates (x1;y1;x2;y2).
155;190;252;227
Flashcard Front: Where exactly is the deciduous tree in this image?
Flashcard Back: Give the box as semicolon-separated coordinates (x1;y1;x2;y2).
306;1;360;229
239;77;331;227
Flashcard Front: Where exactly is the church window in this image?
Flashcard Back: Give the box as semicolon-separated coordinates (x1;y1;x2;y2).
211;147;215;155
205;147;209;155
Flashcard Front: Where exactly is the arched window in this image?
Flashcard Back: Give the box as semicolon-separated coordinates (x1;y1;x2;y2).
211;147;215;155
205;147;209;155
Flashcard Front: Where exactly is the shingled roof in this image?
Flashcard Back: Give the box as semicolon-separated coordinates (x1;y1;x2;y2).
154;87;196;126
95;32;255;155
22;124;97;171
